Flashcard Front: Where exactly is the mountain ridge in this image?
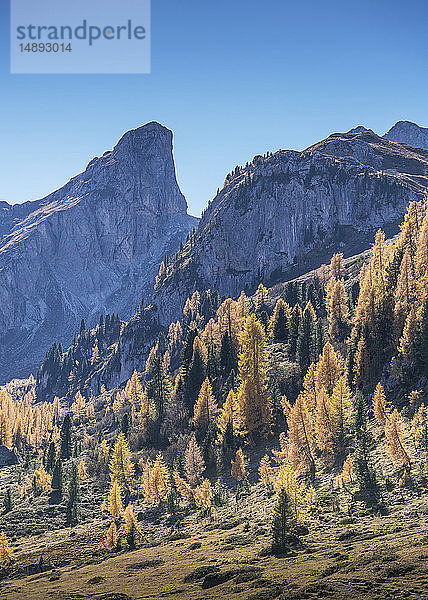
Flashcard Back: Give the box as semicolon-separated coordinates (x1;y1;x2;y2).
151;127;428;327
0;121;198;382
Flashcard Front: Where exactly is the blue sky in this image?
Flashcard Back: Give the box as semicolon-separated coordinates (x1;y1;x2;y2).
0;0;426;216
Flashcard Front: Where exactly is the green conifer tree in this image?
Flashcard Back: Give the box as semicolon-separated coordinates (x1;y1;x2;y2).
66;463;80;526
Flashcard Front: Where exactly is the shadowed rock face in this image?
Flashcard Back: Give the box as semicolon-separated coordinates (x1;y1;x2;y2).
0;122;198;382
384;120;428;150
153;129;428;326
0;445;18;467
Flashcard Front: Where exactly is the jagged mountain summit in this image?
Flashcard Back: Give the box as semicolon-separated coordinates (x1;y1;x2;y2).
384;120;428;150
153;127;428;326
0;122;198;382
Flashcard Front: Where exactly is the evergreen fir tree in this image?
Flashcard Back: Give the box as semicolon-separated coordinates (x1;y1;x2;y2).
45;440;57;474
60;414;72;460
220;332;236;375
271;488;294;555
296;302;316;374
66;463;80;526
3;488;13;513
51;458;63;503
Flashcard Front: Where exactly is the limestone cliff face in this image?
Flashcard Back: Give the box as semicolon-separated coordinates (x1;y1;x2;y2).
153;129;428;326
384;120;428;150
0;122;198;382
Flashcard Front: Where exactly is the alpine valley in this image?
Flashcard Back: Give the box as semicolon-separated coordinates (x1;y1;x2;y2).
0;120;427;600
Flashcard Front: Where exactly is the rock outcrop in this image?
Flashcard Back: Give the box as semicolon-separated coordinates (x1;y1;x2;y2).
384;120;428;150
153;128;428;326
0;122;198;382
0;446;19;467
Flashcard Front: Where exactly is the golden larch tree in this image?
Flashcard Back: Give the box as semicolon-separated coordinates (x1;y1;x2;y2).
193;378;219;433
142;454;170;505
231;447;247;481
0;531;12;564
326;279;349;341
258;454;274;486
285;392;316;479
78;459;88;480
274;463;314;523
372;382;390;427
316;342;340;396
184;434;205;486
108;480;124;519
104;521;118;551
385;409;411;469
109;433;134;492
234;315;272;438
218;389;236;443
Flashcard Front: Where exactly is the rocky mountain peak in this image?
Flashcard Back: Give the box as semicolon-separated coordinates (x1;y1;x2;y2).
383;120;428;150
0;122;197;382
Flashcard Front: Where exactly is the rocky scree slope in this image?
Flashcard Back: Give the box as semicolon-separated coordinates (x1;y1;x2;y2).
0;122;198;382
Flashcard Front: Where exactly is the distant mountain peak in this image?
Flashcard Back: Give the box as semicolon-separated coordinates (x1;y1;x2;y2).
347;125;374;134
384;120;428;150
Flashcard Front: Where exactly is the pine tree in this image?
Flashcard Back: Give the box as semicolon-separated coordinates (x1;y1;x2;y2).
146;346;172;419
329;376;353;455
296;302;317;373
184;434;205;485
60;414;72;460
271;487;294;555
124;503;138;533
398;305;419;361
126;521;139;550
45;440;57;474
415;202;428;287
13;415;24;451
255;283;268;311
51;459;63;502
218;389;236;444
269;298;290;343
416;298;428;372
109;433;133;492
173;470;194;502
287;304;301;356
66;462;80;526
274;463;313;523
184;341;206;409
231;447;246;481
220;332;237;375
234;315;272;439
3;488;13;513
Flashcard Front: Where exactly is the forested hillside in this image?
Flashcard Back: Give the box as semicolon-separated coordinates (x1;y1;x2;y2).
0;198;427;600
